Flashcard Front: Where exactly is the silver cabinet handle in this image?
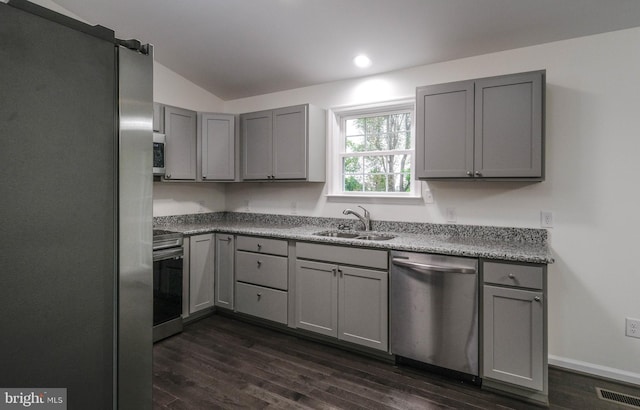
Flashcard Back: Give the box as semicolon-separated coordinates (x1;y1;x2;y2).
534;296;541;302
392;258;476;274
203;175;207;179
332;268;337;277
257;293;262;299
257;243;262;250
219;236;232;242
227;236;232;241
474;171;482;177
166;173;171;179
508;273;515;278
339;269;343;277
257;260;262;267
466;171;473;177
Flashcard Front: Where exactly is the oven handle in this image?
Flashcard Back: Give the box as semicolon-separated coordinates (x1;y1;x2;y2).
153;247;183;262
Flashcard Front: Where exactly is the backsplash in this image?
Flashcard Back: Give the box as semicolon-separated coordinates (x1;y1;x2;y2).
154;212;548;244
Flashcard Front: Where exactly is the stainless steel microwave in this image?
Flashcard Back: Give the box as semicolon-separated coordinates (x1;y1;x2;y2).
153;132;165;176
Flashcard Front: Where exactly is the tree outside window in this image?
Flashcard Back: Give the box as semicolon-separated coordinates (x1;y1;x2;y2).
341;109;413;194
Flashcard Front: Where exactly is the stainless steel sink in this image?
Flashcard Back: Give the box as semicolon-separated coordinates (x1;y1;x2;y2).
314;231;395;241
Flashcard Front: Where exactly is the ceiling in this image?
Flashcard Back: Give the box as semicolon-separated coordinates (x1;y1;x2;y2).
51;0;640;100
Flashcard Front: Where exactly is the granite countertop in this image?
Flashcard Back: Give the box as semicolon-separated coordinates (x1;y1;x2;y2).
155;213;554;264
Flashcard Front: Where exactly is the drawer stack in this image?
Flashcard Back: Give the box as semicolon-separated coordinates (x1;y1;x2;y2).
235;236;289;324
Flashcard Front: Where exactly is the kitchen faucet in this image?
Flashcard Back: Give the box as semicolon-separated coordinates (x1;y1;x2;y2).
342;206;371;231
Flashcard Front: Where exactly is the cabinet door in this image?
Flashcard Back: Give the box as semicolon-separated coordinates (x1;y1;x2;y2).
483;285;544;391
214;234;234;309
273;105;307;179
201;113;235;181
295;259;338;337
416;80;474;179
164;106;196;180
241;110;273;180
475;71;543;178
338;266;388;351
189;234;214;313
153;102;164;133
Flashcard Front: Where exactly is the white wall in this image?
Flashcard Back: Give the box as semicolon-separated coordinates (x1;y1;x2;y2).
224;28;640;383
152;62;227;217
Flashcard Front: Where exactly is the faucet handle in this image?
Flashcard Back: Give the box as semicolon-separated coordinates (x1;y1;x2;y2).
357;205;370;217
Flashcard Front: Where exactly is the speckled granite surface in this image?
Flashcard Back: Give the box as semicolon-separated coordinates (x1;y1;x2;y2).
154;212;554;264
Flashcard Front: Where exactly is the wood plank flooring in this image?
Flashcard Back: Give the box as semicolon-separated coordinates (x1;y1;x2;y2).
153;315;640;409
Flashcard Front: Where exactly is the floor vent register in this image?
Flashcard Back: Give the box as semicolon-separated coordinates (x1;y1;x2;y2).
596;387;640;409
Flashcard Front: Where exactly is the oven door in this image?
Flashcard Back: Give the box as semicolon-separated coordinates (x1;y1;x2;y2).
153;247;183;327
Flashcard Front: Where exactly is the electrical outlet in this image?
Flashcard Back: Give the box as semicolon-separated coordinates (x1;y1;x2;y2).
445;207;457;223
626;318;640;339
424;191;434;204
540;211;554;228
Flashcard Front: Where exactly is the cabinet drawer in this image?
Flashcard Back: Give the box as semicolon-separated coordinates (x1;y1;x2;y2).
236;235;288;256
483;261;544;290
296;242;388;270
236;282;287;324
236;251;288;290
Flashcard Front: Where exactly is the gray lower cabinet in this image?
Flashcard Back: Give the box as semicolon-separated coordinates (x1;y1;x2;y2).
199;113;236;181
416;70;544;180
295;243;388;352
189;233;214;313
240;104;325;181
214;234;234;310
482;260;547;403
164;105;197;180
235;235;289;324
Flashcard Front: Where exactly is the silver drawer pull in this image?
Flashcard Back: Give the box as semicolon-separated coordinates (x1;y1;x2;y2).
257;293;262;299
257;260;262;267
508;273;515;278
534;296;541;302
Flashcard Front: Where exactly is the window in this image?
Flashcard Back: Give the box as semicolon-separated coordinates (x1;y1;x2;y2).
329;101;417;197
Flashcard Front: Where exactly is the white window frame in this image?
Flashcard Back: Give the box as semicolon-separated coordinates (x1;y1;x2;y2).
326;99;420;199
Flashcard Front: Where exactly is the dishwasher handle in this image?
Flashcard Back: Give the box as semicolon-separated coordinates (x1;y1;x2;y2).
392;258;476;274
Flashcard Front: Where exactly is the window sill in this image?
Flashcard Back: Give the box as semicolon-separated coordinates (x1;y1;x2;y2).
326;192;424;204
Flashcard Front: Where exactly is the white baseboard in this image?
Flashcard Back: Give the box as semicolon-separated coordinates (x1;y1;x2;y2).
549;355;640;386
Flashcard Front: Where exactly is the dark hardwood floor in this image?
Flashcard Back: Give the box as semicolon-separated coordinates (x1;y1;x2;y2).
153;315;640;409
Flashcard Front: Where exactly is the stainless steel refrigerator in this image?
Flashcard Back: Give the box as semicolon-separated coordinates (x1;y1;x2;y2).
0;1;153;409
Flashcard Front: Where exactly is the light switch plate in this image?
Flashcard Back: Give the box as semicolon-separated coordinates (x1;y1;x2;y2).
445;207;457;223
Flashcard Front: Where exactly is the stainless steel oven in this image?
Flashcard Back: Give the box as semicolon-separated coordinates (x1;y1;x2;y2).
153;229;183;342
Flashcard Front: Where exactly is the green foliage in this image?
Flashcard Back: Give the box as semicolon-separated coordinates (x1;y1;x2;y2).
343;112;412;193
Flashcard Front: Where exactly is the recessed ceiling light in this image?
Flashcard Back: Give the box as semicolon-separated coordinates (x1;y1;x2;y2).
353;54;371;68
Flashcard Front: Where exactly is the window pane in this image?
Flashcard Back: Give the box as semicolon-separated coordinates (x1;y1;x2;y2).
364;156;385;173
365;116;387;134
343;156;363;174
383;154;411;173
345;135;365;153
389;113;412;132
364;174;387;192
345;119;364;136
344;175;363;192
388;173;411;192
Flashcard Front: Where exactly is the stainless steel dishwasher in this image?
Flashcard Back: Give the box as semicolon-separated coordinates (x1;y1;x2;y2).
390;251;479;383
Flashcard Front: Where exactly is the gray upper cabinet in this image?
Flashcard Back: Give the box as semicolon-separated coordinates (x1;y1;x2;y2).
241;110;273;180
416;70;545;180
199;113;236;181
164;105;197;180
153;102;164;133
416;80;474;179
241;104;325;181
